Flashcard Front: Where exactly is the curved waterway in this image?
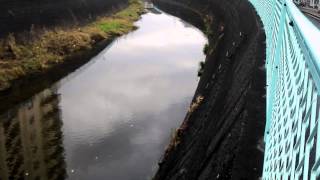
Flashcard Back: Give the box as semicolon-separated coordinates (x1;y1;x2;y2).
0;9;207;180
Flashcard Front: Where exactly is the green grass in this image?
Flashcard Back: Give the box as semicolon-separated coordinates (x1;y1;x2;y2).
0;0;144;91
99;21;124;32
98;0;143;34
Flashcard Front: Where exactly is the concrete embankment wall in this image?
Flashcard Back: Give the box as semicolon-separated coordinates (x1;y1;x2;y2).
0;0;128;38
153;0;266;179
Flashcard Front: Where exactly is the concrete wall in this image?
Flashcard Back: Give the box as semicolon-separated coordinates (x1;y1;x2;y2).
153;0;266;179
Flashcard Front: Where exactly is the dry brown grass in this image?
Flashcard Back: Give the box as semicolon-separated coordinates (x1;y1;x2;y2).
163;95;205;157
0;0;144;91
188;95;204;113
164;128;182;157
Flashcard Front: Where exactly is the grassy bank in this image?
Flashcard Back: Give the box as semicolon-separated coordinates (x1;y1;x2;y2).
0;0;144;91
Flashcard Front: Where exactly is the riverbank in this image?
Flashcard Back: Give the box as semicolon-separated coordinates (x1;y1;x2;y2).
0;0;144;92
0;0;130;38
153;0;266;179
0;11;208;179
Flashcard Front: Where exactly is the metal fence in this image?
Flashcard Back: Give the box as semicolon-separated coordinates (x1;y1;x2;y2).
248;0;320;179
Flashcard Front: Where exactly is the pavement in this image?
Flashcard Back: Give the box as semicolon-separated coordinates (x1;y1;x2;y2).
307;15;320;29
299;6;320;29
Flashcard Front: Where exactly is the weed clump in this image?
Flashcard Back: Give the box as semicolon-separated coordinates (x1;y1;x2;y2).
163;95;205;157
188;95;204;113
203;43;209;55
43;30;92;55
164;128;182;157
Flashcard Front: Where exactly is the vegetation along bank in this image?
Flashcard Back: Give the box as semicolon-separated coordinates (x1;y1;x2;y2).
0;0;143;112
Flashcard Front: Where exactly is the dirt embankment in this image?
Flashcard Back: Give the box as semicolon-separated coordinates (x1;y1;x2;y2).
0;0;128;38
0;0;144;113
153;0;266;179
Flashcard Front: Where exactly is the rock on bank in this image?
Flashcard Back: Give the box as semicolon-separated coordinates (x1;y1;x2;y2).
153;0;266;179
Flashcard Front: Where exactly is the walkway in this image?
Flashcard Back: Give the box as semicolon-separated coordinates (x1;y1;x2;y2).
307;15;320;29
299;6;320;28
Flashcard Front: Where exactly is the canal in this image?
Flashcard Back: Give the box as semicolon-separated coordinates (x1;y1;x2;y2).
0;8;207;180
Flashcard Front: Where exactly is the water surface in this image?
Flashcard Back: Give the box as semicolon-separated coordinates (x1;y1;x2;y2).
0;9;207;180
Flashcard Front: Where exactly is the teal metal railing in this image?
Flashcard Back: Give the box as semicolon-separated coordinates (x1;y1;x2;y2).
248;0;320;179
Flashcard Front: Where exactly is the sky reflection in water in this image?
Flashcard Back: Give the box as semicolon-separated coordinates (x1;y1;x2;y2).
60;10;207;180
0;10;207;180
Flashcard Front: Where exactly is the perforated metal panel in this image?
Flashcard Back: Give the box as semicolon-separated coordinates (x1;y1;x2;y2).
248;0;320;179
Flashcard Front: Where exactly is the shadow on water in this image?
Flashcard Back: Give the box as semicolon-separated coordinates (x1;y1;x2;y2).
0;8;207;180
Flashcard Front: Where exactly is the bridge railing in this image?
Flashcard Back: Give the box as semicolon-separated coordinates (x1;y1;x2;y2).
248;0;320;179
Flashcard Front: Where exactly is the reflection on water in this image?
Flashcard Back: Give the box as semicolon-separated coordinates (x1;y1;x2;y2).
0;9;207;180
0;89;66;180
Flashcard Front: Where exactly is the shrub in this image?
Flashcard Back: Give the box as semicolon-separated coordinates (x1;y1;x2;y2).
203;44;209;55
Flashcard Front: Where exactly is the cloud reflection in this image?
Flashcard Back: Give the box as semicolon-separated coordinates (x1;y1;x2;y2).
58;11;207;180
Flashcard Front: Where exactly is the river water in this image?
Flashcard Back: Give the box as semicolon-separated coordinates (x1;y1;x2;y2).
0;9;207;180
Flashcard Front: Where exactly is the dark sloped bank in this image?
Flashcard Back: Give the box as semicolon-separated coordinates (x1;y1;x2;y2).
153;0;266;179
